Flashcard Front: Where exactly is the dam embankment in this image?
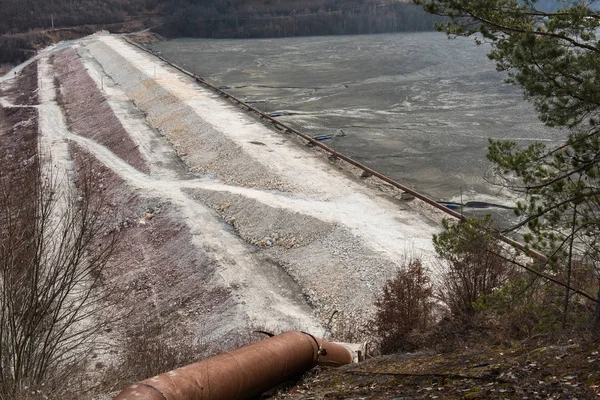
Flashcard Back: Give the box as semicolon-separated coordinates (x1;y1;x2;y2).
78;33;442;324
2;33;444;354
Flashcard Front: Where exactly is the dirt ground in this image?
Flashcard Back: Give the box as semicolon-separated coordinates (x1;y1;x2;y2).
273;339;600;399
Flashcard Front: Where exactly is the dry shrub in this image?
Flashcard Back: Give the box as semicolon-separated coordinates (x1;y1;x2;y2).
0;157;119;398
372;258;436;354
421;217;529;349
487;263;599;339
568;259;600;330
0;359;89;400
434;216;514;321
374;216;600;354
332;312;370;344
108;321;207;388
430;217;598;346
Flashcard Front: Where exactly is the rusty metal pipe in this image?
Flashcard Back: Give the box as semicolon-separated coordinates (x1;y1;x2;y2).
115;331;353;400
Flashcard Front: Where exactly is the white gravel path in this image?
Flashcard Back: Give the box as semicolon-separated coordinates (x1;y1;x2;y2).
37;56;76;208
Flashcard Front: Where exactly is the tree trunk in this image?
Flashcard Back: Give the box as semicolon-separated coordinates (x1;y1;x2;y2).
594;278;600;339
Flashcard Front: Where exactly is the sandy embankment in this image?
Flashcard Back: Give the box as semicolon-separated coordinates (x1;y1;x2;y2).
3;33;443;352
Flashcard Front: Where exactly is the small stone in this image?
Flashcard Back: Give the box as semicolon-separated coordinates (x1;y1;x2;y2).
400;192;415;200
216;202;231;212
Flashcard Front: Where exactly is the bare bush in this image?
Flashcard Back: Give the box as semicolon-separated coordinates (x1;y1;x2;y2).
373;216;598;354
433;216;514;320
121;322;205;383
98;321;208;394
331;312;370;345
372;258;436;354
0;160;118;398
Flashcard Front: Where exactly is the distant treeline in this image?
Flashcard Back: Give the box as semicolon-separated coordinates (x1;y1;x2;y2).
156;0;444;38
0;0;584;38
0;0;444;66
0;0;440;38
0;0;160;65
0;0;160;35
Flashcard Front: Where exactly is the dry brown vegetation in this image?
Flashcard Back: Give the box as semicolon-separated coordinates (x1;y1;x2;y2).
368;217;600;355
0;166;120;399
0;28;111;66
12;63;39;106
0;55;225;399
372;259;436;354
0;54;213;399
97;321;208;395
0;69;121;398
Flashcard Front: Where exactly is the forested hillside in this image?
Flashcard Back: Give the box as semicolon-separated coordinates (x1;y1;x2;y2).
0;0;437;37
0;0;160;66
0;0;588;68
0;0;160;35
0;0;441;67
155;0;443;38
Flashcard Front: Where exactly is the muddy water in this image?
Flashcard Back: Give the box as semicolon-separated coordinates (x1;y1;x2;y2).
149;32;562;217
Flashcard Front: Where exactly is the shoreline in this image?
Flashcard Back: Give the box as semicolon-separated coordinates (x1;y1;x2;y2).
126;33;534;255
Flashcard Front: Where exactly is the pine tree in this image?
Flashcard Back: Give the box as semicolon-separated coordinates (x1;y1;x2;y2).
413;0;600;328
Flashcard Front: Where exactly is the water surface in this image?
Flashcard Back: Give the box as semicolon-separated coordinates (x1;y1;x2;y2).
149;32;562;212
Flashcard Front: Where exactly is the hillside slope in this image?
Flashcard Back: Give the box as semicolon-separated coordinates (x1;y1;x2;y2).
0;0;440;69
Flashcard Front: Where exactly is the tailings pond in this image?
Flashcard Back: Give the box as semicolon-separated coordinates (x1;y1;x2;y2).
148;32;563;219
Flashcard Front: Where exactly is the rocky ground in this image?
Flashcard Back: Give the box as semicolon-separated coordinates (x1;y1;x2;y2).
67;32;442;329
